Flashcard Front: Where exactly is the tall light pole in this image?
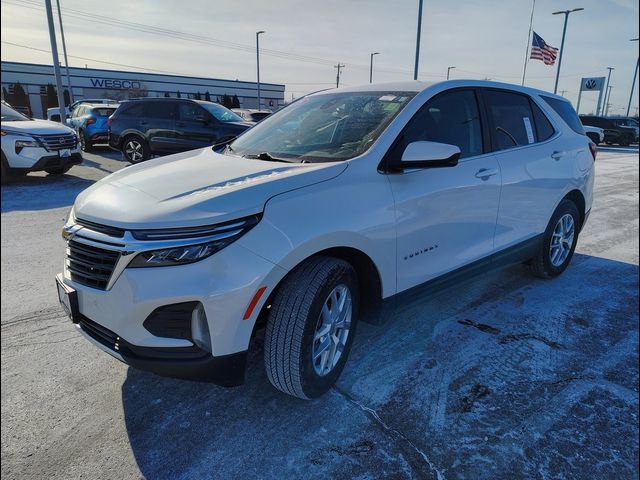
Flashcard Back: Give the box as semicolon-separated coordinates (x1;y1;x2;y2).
55;0;73;103
413;0;424;80
335;63;345;88
369;52;380;83
605;85;613;116
256;30;265;110
627;38;639;117
44;0;67;123
552;7;584;94
603;67;614;116
447;66;456;80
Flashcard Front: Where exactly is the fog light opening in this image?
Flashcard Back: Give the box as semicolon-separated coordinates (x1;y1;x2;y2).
191;304;211;353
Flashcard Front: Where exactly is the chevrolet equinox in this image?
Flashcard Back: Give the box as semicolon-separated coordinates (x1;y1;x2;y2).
56;80;595;399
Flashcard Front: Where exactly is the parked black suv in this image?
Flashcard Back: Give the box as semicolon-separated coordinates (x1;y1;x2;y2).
579;115;635;146
108;98;252;163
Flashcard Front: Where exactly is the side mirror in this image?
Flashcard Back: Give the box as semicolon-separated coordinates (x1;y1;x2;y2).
396;141;461;169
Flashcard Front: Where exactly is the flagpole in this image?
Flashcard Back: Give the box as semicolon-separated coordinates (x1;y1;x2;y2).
521;0;536;86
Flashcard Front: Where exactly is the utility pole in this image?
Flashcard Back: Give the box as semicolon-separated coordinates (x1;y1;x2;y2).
55;0;73;103
552;8;584;94
256;30;265;110
335;63;345;88
369;52;379;83
44;0;67;124
413;0;424;80
603;66;614;115
447;66;456;80
627;38;639;117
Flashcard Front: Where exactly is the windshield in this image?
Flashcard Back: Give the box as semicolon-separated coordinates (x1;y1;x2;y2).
1;104;30;122
198;102;244;123
227;91;415;162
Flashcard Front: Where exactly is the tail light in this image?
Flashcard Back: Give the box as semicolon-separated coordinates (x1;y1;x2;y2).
588;141;597;161
107;117;112;129
86;116;96;125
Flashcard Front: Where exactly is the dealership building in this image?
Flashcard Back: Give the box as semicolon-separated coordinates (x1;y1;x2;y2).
1;61;286;119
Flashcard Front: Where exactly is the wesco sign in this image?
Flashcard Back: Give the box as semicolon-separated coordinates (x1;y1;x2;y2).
90;78;142;90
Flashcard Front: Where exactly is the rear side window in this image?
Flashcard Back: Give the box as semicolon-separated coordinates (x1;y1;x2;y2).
541;96;584;134
144;102;177;120
530;101;555;141
93;108;116;117
484;90;537;150
120;103;144;117
390;89;484;159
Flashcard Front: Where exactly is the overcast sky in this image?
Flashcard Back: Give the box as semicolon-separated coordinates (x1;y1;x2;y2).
1;0;638;114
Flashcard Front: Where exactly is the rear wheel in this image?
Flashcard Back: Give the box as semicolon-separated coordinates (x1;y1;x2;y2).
264;256;359;399
122;135;149;163
529;199;580;278
79;130;93;152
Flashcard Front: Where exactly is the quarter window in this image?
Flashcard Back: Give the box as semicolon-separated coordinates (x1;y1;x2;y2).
391;89;483;160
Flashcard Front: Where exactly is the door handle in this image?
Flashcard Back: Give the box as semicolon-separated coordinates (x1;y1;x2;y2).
551;150;566;160
475;168;499;180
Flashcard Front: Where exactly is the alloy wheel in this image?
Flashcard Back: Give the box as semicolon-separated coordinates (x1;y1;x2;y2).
549;213;575;267
124;140;143;162
312;284;353;376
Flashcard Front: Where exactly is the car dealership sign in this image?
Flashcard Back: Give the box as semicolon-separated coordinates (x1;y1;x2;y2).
576;76;607;115
90;78;141;90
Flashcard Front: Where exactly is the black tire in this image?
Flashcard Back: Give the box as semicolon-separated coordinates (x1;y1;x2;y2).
264;256;359;399
1;155;12;185
79;130;93;152
529;199;581;279
122;135;150;163
45;166;72;175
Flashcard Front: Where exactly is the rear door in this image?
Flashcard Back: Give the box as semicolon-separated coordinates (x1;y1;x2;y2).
481;88;572;251
142;101;179;153
387;88;502;292
175;102;218;151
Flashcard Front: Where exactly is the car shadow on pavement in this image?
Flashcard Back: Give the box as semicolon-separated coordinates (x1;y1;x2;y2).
1;174;94;213
120;254;639;480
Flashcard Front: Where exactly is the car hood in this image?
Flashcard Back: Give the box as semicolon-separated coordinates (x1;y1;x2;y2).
1;118;75;135
74;148;348;229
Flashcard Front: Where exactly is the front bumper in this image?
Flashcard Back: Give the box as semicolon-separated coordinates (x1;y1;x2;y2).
76;313;247;385
1;137;81;172
59;233;286;384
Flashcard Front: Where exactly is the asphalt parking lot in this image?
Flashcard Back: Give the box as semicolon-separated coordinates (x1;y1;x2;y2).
1;146;639;479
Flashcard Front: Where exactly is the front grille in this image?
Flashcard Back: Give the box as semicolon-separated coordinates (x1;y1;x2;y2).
66;239;120;290
75;217;125;238
35;132;78;151
78;315;120;350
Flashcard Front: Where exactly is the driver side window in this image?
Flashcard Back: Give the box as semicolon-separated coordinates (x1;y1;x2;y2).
391;89;484;160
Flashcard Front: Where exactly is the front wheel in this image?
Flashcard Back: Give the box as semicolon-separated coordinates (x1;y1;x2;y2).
529;199;580;278
264;256;359;399
122;136;149;163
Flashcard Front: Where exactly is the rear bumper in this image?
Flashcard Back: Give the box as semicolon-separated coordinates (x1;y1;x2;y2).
76;314;248;386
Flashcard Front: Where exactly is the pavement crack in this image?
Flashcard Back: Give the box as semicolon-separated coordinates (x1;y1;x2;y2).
333;385;446;480
498;333;564;350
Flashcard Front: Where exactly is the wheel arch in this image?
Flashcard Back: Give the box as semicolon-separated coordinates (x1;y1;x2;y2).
562;189;586;228
251;245;384;341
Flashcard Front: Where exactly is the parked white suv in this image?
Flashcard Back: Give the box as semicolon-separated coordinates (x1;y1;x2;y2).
2;103;81;183
56;80;595;399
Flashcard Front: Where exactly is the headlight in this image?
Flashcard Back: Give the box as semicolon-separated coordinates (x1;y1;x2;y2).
128;214;261;268
15;139;39;153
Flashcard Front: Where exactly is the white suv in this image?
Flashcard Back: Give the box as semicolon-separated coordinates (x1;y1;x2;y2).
56;80;595;399
2;103;81;183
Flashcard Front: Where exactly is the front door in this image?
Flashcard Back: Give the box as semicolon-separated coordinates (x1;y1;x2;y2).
175;103;218;151
386;89;502;293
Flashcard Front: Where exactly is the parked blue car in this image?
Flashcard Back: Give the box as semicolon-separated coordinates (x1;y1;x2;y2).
67;102;119;152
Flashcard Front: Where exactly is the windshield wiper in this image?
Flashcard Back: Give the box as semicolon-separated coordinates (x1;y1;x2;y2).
243;152;296;163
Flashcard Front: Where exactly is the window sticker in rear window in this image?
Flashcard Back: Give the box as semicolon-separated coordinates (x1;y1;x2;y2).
523;117;535;144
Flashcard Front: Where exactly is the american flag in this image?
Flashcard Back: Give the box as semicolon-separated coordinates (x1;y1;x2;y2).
530;32;559;65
